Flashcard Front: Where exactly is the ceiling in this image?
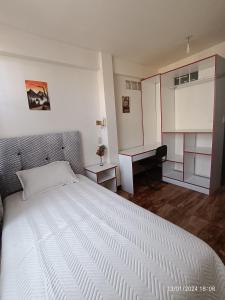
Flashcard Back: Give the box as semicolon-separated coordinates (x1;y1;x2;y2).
0;0;225;68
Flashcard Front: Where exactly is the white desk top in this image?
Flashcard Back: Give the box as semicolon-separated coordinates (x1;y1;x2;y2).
119;144;160;156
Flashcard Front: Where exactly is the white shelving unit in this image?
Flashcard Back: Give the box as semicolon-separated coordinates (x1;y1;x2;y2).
85;163;117;192
163;161;183;181
161;55;225;194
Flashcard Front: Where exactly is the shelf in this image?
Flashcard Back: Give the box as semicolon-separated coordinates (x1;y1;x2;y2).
184;133;212;155
163;170;183;181
100;179;117;192
85;163;117;173
184;175;210;189
170;76;215;90
163;161;183;181
184;147;212;155
98;175;116;184
167;154;183;163
162;129;212;133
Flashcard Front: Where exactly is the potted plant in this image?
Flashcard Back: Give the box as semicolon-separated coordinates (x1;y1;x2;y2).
96;145;106;166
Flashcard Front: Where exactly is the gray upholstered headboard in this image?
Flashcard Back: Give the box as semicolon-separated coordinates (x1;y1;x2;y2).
0;131;84;199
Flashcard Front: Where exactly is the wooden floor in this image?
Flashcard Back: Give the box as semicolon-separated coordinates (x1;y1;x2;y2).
118;173;225;264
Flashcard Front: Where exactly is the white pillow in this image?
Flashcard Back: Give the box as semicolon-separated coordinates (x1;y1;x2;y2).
16;161;79;200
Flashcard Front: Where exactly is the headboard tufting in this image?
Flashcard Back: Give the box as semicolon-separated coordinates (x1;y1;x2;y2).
0;131;84;199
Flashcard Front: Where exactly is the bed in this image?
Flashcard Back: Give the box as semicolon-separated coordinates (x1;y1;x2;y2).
0;131;225;300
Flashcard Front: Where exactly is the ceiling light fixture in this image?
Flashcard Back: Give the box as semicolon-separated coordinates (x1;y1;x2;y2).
186;35;192;54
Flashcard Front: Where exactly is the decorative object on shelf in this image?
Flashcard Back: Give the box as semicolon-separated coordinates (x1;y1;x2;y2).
96;145;106;166
122;96;130;113
25;80;50;111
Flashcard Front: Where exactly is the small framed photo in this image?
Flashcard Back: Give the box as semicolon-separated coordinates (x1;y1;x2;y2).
122;96;130;113
25;80;51;110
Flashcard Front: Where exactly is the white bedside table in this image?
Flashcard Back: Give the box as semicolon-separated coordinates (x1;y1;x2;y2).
85;163;117;192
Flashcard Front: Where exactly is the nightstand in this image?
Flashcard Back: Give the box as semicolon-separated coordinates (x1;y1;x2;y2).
85;163;117;192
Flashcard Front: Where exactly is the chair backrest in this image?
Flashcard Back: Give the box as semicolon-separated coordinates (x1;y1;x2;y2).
156;145;167;162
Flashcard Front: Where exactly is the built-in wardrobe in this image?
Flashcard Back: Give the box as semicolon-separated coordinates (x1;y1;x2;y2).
141;55;225;194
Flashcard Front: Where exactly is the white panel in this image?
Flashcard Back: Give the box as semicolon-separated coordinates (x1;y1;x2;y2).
210;56;225;192
86;171;97;182
162;133;183;162
0;55;100;166
184;152;210;188
184;134;196;152
98;169;115;183
163;161;183;181
142;77;157;145
163;177;209;195
100;179;117;192
185;133;212;154
196;133;212;149
195;154;211;177
184;153;195;179
161;74;175;131
119;154;133;194
175;81;214;130
155;82;161;143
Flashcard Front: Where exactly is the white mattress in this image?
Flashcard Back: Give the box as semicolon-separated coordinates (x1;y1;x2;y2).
1;175;225;300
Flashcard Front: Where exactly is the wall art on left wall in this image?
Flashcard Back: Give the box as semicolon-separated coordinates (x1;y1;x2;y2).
122;96;130;113
25;80;51;110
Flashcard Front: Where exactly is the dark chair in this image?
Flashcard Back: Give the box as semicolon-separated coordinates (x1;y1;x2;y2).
139;145;167;187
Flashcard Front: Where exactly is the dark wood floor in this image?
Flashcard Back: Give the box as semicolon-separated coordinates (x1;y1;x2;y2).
118;172;225;264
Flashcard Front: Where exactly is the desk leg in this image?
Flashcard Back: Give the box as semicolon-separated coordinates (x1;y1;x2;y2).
119;155;134;194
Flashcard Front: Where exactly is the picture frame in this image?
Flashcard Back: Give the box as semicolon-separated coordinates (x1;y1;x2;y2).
122;96;130;113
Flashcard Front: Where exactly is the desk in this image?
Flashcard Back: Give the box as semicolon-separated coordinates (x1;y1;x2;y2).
119;144;160;194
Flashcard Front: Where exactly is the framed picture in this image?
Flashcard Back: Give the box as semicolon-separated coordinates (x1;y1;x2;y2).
122;96;130;113
25;80;51;110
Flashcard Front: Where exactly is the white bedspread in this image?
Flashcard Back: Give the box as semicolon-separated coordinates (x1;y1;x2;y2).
1;175;225;300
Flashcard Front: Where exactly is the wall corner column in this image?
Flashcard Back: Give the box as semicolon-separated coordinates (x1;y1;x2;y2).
97;52;119;163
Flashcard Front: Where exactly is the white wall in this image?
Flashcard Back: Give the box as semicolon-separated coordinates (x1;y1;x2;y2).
114;75;143;150
0;24;98;70
98;53;119;163
175;82;214;130
158;40;225;74
0;24;121;167
113;57;155;79
0;55;100;166
142;77;161;145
